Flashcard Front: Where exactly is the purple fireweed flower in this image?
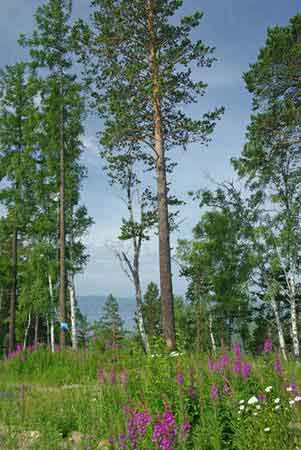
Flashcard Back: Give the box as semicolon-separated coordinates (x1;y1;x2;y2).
258;393;266;402
291;383;298;394
153;410;177;450
220;354;230;366
233;358;242;374
210;384;219;401
233;342;241;358
223;382;232;395
187;386;197;399
274;358;282;374
208;359;214;371
176;373;184;385
180;422;191;441
108;369;117;384
128;410;151;449
97;369;105;384
264;339;273;353
118;433;128;450
119;370;129;385
241;362;252;379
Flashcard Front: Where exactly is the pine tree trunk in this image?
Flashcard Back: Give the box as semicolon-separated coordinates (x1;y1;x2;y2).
270;296;287;360
68;272;78;350
8;227;17;353
209;313;217;356
48;273;55;353
146;0;176;351
59;78;66;348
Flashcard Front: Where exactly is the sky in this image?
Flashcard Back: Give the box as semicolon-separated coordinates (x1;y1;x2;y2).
1;0;300;298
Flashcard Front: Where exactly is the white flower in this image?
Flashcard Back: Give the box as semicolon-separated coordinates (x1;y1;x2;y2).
274;405;280;410
286;387;293;392
295;396;301;402
274;398;280;404
264;427;271;432
248;396;258;405
253;412;258;416
289;400;295;406
256;405;261;410
169;351;179;357
265;386;273;393
239;400;245;404
239;405;245;411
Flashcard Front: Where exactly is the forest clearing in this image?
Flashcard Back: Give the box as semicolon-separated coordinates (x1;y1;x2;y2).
1;0;301;449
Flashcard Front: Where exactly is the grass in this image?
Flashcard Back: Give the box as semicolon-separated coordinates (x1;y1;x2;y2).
1;345;301;449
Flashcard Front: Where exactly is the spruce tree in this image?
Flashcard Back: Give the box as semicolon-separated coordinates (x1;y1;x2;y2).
99;294;124;345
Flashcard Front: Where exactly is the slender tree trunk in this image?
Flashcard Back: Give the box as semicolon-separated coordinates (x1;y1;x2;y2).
23;311;31;351
8;227;17;353
146;0;176;351
270;296;287;360
59;78;66;348
209;313;217;356
34;315;39;346
133;256;150;354
196;300;202;353
291;296;299;358
48;273;55;353
68;272;78;350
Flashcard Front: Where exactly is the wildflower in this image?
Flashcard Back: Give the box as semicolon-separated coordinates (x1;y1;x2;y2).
265;386;272;393
295;396;301;402
208;359;214;371
289;400;295;406
233;342;241;358
264;338;273;353
274;405;280;410
180;422;191;441
120;370;129;385
223;382;232;396
264;427;271;432
108;370;117;384
258;393;266;402
97;369;105;384
247;396;258;405
256;405;261;410
241;362;252;379
239;405;245;411
176;373;184;385
286;386;293;392
169;351;179;357
253;412;258;416
239;400;245;404
274;398;280;404
274;359;282;374
210;384;219;401
152;410;177;450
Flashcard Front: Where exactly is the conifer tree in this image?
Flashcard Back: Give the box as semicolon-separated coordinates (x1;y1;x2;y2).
99;294;124;345
74;0;223;349
0;63;39;352
19;0;90;348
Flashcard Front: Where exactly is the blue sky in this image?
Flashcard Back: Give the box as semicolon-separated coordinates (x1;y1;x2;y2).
1;0;300;298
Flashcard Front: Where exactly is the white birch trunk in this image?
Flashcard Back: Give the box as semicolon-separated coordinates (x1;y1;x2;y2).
48;273;55;353
23;311;31;350
69;272;78;350
209;312;217;356
270;296;287;360
291;296;299;358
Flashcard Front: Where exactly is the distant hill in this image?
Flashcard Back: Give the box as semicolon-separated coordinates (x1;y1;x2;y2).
77;295;136;330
